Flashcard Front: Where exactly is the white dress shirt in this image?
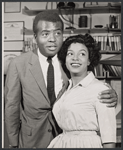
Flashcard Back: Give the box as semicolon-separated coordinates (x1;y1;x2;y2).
48;71;116;148
38;49;63;97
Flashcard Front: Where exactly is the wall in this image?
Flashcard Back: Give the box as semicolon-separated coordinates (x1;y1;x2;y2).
4;1;119;75
4;2;112;52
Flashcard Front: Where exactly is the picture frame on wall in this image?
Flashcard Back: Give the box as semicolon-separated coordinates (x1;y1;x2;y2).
4;51;22;75
4;2;21;13
4;21;24;41
4;41;24;51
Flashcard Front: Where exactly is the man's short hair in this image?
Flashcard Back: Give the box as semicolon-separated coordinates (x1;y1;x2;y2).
33;11;64;35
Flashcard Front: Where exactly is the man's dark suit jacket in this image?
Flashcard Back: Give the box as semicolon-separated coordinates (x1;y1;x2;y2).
5;49;68;148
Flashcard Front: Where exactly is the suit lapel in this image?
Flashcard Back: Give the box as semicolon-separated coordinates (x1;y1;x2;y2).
29;50;50;103
28;51;69;104
56;81;69;100
56;62;69;100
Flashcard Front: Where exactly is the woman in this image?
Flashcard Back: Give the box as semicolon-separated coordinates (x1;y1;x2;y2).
47;34;116;148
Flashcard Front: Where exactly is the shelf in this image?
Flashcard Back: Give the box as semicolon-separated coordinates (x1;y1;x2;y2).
100;51;121;54
100;54;121;66
100;60;121;66
64;28;121;34
105;76;121;79
23;28;121;35
96;76;107;80
96;76;121;80
22;6;121;16
109;28;121;33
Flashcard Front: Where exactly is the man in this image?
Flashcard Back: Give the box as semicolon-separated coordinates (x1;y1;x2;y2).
5;11;117;148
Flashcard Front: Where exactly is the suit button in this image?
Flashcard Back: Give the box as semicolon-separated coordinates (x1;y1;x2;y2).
48;129;52;132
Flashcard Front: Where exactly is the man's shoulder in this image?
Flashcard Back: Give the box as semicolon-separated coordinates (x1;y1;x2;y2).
13;51;33;62
9;51;37;69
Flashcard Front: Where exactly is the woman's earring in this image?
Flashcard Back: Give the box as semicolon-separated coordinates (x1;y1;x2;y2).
88;62;90;66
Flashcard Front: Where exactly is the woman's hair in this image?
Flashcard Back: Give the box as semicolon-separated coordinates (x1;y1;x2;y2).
33;11;64;35
58;33;101;78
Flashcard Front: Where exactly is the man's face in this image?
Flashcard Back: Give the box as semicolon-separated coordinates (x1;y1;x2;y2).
35;20;63;57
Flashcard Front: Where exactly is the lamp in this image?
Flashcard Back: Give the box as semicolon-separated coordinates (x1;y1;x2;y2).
57;2;75;30
57;2;75;9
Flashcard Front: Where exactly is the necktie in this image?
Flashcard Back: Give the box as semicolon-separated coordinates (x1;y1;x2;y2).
47;57;62;137
47;57;56;106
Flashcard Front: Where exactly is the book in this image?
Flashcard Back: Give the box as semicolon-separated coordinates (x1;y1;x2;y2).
108;36;112;51
98;36;101;50
104;36;107;51
113;66;121;77
110;36;114;51
103;64;116;76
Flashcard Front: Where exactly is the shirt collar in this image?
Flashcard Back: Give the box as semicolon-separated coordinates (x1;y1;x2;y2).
68;71;95;89
79;71;95;87
37;48;58;63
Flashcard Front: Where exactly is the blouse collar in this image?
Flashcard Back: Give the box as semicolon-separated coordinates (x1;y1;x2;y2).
68;71;95;89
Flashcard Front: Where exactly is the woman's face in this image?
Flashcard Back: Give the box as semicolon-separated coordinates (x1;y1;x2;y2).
66;42;90;77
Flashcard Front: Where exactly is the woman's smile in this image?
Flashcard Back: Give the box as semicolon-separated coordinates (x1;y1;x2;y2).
71;62;81;67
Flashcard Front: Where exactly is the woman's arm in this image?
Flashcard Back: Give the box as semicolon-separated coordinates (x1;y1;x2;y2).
103;143;116;148
95;84;116;147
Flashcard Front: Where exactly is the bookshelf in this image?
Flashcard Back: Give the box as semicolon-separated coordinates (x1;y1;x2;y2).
98;53;121;145
22;4;121;80
22;3;121;46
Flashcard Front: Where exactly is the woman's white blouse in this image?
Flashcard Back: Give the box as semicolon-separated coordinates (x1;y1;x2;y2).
53;72;116;144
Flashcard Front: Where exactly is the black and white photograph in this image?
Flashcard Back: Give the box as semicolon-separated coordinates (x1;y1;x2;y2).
2;1;121;148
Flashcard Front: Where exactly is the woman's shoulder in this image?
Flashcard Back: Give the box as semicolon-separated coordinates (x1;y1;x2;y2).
91;78;109;92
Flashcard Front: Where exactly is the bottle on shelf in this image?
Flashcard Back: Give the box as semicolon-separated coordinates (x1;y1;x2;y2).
109;15;118;29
